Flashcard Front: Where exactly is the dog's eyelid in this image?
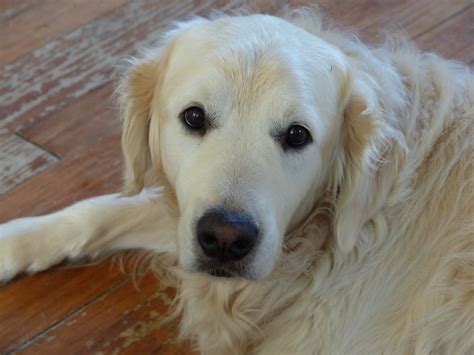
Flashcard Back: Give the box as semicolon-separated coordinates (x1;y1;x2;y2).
180;103;219;121
271;121;312;137
180;102;205;114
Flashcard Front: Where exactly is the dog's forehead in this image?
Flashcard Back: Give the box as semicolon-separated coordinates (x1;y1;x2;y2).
170;17;298;76
162;15;344;130
167;18;314;112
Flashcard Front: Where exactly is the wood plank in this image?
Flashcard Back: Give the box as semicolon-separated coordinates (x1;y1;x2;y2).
0;128;57;193
0;261;126;353
0;0;128;66
0;136;122;223
251;0;471;41
0;0;242;132
322;0;471;42
415;5;474;66
19;84;119;158
11;273;193;355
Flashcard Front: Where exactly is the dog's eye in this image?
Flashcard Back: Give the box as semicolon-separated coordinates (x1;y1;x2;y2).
285;125;311;149
183;106;206;130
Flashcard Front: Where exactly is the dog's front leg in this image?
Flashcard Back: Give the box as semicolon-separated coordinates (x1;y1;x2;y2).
0;188;178;283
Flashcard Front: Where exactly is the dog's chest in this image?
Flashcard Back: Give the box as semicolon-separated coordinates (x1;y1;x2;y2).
180;246;456;355
179;271;405;354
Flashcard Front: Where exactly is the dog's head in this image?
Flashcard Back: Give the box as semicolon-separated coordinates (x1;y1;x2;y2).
119;14;388;280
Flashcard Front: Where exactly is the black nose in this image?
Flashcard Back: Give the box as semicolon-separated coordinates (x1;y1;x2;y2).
196;210;259;262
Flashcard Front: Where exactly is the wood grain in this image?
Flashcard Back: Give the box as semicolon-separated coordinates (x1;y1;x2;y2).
0;261;125;353
0;0;242;132
0;0;128;66
320;0;471;42
416;4;474;66
0;135;122;222
0;128;57;193
12;273;193;355
251;0;472;41
19;84;119;158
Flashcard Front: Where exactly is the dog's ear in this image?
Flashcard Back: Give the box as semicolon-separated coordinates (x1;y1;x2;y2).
119;53;162;195
331;71;386;253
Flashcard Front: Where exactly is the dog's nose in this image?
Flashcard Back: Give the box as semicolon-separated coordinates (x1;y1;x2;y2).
197;210;258;261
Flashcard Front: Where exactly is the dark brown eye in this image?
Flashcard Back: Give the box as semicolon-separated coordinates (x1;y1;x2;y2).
183;106;206;130
285;125;311;148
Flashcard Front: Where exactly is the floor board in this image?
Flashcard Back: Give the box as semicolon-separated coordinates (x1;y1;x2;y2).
0;129;58;193
0;135;122;222
1;0;241;132
19;84;119;159
13;273;192;355
0;0;128;67
416;4;473;65
0;261;125;353
321;0;471;41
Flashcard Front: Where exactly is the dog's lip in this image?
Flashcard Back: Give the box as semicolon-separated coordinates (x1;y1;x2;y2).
194;259;252;279
197;264;237;278
206;268;233;278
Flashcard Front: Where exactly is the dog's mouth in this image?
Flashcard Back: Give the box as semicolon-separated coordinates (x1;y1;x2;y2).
194;258;255;280
204;268;234;278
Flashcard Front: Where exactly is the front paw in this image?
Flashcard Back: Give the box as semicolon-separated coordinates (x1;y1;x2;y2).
0;219;37;283
0;239;26;284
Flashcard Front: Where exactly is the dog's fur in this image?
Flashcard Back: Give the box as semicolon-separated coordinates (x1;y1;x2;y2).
1;10;473;354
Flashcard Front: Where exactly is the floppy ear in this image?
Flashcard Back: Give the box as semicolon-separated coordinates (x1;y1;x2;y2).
119;53;162;195
331;71;386;253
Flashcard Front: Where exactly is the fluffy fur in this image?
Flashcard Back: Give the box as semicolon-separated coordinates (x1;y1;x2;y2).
0;9;473;354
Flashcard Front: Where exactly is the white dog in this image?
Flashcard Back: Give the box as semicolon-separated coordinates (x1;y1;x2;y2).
1;10;473;354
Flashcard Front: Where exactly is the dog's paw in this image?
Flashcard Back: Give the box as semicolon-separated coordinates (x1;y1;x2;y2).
0;240;25;284
0;219;38;283
0;216;74;284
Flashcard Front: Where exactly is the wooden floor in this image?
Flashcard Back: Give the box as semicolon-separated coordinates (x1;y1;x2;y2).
0;1;472;354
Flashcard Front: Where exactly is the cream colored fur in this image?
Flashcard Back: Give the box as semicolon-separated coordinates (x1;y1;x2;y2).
0;10;473;354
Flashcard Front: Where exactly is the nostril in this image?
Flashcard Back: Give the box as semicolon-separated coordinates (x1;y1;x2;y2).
198;232;219;256
229;237;254;259
232;238;249;250
200;233;217;248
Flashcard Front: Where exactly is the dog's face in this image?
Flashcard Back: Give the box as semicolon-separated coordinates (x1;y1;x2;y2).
121;15;377;280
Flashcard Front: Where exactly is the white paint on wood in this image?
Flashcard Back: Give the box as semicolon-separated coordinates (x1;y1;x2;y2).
0;129;58;193
0;0;242;129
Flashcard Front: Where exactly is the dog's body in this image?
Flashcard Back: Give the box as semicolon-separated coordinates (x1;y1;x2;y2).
1;11;473;354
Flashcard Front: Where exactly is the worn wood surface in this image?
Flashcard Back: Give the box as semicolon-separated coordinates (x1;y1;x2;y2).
0;262;125;352
0;128;57;193
0;0;129;67
0;1;472;354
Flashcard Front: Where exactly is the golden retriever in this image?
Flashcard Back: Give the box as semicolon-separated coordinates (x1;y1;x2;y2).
1;10;473;354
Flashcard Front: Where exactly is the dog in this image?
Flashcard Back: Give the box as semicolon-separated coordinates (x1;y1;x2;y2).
0;9;473;354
